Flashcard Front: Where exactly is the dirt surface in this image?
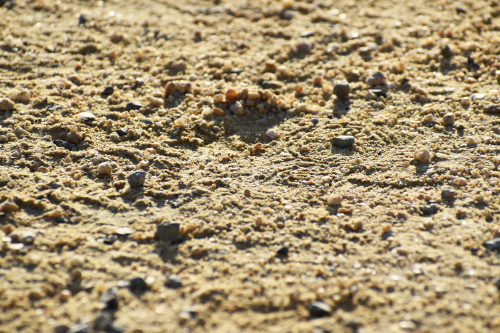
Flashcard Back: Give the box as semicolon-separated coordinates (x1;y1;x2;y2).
2;0;500;332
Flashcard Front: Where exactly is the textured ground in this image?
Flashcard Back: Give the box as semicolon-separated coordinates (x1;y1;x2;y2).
2;0;500;332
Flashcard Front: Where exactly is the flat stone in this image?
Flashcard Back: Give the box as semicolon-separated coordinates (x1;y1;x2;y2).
484;105;500;114
332;136;355;148
127;171;147;187
126;102;142;111
309;301;332;317
420;204;438;216
157;223;182;243
77;112;96;122
68;323;91;333
116;128;128;137
46;104;61;112
484;238;500;252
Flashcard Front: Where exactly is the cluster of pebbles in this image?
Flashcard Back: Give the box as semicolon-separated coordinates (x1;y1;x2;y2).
2;0;500;332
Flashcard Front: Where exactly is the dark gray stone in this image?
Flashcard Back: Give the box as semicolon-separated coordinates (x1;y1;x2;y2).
484;238;500;252
420;204;438;216
53;140;71;150
277;246;289;256
311;118;319;126
116;128;128;137
309;301;332;317
440;45;454;58
126;102;142;111
129;277;147;293
157;223;182;243
101;86;114;96
333;82;351;99
54;325;70;333
100;287;118;311
332;136;355;148
441;189;456;199
127;171;146;187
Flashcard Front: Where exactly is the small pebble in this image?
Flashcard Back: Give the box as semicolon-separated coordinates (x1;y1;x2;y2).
333;81;351;99
441;189;456;199
147;96;164;107
67;323;90;333
414;148;430;162
157;223;182;243
465;136;478;145
332;136;355;148
440;45;454;58
78;14;87;26
116;129;128;137
127;171;147;187
441;113;455;126
276;247;289;256
266;129;280;140
366;71;387;87
126;102;143;111
309;301;332;317
97;162;112;175
100;287;119;311
101;86;114;96
9;89;31;103
22;231;36;245
166;275;183;288
77;112;96;122
129;277;148;293
0;98;15;111
0;201;19;212
295;39;312;53
327;194;343;205
311;118;319;126
484;238;500;252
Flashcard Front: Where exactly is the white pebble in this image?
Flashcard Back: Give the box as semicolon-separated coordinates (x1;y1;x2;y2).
266;129;280;140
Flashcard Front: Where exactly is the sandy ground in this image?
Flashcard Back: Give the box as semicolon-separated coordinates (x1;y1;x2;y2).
2;0;500;332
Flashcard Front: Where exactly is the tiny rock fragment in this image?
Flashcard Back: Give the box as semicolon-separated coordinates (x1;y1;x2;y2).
441;113;455;127
147;96;164;107
0;201;18;212
127;171;147;187
166;275;183;288
440;45;454;58
441;189;456;199
309;301;332;317
333;81;351;99
414;148;430;162
14;127;29;135
0;98;15;111
129;277;148;293
77;112;96;122
276;247;289;256
126;102;142;111
266;129;280;140
332;136;355;148
157;223;182;243
295;39;312;54
327;194;343;205
484;239;500;252
101;86;114;96
43;209;63;219
97;162;112;175
9;89;31;103
366;71;387;87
